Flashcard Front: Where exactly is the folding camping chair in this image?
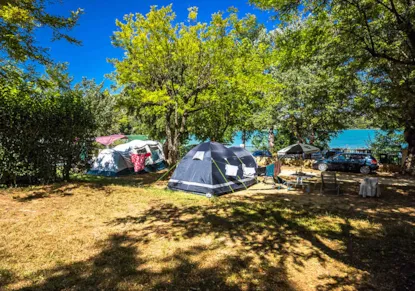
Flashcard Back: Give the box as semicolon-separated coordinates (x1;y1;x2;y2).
262;163;290;189
320;172;341;195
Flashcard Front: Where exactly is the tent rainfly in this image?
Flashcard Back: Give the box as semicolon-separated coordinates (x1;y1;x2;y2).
127;135;148;141
113;140;165;171
229;146;258;171
168;142;257;196
88;140;166;176
87;149;132;176
277;143;320;156
95;134;127;146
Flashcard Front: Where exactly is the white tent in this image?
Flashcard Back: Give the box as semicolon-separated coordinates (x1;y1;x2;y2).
88;149;132;176
113;140;165;167
88;140;166;176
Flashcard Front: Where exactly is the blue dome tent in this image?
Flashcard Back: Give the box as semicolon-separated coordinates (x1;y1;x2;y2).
229;146;258;170
168;142;257;196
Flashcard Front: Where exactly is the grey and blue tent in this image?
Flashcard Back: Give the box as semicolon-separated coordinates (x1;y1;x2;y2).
87;149;133;177
229;146;258;170
168;142;256;196
88;140;166;177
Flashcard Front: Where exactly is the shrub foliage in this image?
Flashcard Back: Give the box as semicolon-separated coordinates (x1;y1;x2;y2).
0;68;96;185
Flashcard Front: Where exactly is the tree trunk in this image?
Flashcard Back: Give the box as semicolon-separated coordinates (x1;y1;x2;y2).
403;126;415;174
164;109;182;166
268;126;275;151
63;154;72;181
166;137;180;166
165;128;180;166
242;130;247;147
309;129;315;145
162;141;169;163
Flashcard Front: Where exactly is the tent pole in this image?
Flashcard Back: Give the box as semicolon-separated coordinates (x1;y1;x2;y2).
155;162;179;183
212;159;234;193
235;156;245;166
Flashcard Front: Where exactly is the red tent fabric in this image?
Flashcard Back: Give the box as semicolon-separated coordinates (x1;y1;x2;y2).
95;134;127;146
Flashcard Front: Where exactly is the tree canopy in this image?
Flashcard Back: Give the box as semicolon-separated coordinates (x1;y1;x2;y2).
3;0;415;184
267;16;358;148
250;0;415;172
0;0;82;71
111;5;275;164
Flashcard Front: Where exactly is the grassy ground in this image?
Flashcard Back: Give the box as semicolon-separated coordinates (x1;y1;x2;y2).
0;170;414;291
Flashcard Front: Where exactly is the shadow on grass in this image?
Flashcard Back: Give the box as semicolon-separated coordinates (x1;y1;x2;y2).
14;184;81;202
14;191;51;202
13;232;298;291
12;172;166;203
72;171;165;187
17;234;144;290
0;269;15;289
7;175;415;290
105;193;415;290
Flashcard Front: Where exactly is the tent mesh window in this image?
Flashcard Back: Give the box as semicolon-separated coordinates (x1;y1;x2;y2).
149;145;162;160
192;151;205;160
134;147;147;155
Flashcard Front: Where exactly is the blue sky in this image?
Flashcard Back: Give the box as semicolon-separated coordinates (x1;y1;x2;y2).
36;0;276;86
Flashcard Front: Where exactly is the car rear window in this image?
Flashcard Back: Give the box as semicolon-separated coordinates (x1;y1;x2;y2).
350;154;365;159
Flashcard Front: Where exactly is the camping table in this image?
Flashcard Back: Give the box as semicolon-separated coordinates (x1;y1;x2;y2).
289;172;316;191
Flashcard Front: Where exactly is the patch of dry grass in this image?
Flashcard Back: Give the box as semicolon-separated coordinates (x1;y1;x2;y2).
0;173;414;290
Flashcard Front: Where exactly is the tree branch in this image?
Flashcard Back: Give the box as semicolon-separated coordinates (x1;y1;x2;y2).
140;101;165;107
365;47;415;65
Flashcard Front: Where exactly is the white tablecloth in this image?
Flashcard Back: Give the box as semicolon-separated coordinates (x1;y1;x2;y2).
359;178;381;197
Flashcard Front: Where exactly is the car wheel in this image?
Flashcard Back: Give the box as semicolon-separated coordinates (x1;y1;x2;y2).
360;166;371;174
318;163;328;172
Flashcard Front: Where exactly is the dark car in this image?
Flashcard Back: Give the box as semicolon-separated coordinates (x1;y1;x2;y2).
252;150;273;158
313;153;379;174
323;150;343;159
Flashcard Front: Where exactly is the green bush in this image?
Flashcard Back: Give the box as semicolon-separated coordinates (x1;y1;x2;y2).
0;69;96;185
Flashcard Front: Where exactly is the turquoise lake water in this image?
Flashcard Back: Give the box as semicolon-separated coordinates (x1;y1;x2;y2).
328;129;379;148
191;129;382;149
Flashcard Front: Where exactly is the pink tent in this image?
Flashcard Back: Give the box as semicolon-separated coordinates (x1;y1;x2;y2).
95;134;127;146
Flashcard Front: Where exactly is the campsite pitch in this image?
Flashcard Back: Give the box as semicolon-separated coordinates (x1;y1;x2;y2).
0;171;414;290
